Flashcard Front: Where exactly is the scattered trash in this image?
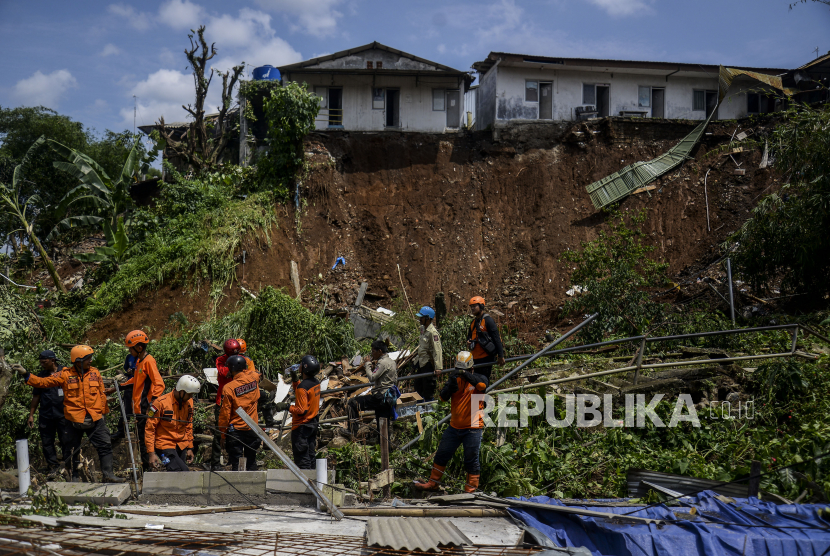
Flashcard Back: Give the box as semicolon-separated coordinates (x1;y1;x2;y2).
332;256;346;270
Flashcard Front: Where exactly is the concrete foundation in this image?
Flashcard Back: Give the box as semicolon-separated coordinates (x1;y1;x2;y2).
45;482;131;506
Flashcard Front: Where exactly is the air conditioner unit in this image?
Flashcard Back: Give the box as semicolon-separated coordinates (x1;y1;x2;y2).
575;105;598;120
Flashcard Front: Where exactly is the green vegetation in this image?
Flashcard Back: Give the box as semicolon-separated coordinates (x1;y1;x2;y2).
731;103;830;297
560;209;670;343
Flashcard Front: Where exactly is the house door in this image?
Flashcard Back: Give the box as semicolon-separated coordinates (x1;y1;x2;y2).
596;85;610;117
446;90;460;127
539;82;553;119
386;89;400;127
705;91;718;117
652;88;665;118
328;88;342;127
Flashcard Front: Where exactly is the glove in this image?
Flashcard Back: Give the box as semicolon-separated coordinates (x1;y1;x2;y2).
440;373;460;399
290;370;299;383
274;402;291;412
115;373;127;382
11;364;27;376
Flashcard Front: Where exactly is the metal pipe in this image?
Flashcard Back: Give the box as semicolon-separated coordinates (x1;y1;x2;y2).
0;273;37;289
16;439;30;496
646;324;796;343
234;407;344;520
399;313;598;451
727;258;736;325
114;381;140;493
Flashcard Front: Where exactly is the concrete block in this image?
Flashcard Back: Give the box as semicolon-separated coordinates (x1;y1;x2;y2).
266;468;335;494
142;472;205;495
45;482;130;506
204;471;266;496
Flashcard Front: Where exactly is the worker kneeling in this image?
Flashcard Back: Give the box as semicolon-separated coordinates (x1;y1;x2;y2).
146;375;201;471
274;355;321;469
14;346;125;483
413;351;488;493
218;355;261;471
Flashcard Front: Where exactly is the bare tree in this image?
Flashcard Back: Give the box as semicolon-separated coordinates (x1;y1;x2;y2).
156;26;244;172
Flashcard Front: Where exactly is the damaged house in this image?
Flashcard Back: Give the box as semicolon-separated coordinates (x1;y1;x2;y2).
472;52;787;128
276;42;473;133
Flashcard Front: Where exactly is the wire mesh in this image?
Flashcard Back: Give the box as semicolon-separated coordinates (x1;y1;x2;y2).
0;522;543;556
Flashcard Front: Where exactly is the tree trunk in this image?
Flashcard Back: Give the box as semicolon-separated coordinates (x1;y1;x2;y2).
28;229;66;293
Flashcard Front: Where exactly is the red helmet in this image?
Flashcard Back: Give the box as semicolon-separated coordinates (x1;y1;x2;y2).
236;338;247;353
223;338;241;355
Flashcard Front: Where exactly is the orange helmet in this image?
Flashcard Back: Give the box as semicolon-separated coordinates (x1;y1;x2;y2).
469;296;485;306
236;339;247;353
70;345;94;363
125;330;149;348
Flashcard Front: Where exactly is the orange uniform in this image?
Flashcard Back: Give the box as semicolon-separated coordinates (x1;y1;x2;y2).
214;355;256;406
144;391;194;452
468;314;504;360
289;378;320;430
440;372;488;429
218;369;260;437
26;367;109;424
122;353;165;414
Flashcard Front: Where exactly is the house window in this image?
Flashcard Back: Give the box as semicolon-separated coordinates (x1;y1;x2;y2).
693;89;718;114
525;80;538;102
747;92;775;114
693;90;705;111
638;86;651;107
582;84;596;105
376;61;383;69
433;89;445;111
367;61;373;69
372;88;384;109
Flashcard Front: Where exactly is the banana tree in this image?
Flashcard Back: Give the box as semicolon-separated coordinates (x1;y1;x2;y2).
0;137;67;292
47;137;144;265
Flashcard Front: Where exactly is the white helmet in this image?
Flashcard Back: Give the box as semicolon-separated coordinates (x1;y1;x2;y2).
176;375;201;394
455;351;474;370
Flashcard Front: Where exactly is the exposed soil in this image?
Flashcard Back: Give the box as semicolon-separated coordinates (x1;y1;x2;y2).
82;116;781;344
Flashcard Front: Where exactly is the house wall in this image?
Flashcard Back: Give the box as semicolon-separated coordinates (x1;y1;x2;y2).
489;65;773;124
287;73;465;133
464;87;477;129
476;64;498;130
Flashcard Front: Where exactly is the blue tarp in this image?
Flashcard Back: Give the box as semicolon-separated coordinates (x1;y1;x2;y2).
508;491;830;556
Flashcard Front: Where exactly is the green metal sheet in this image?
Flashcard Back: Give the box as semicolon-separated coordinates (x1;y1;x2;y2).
586;109;715;209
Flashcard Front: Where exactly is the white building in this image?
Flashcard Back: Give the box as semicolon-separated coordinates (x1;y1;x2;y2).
278;42;472;133
472;52;787;129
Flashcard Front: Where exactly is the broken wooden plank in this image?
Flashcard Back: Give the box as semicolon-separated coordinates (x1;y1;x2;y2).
355;281;368;307
290;261;301;298
632;185;657;195
415;411;424;434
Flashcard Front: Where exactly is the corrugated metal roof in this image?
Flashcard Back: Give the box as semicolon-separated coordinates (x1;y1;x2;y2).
627;468;749;499
365;517;472;552
586;109;714;209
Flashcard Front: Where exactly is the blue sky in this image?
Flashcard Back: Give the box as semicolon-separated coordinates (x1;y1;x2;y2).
0;0;828;137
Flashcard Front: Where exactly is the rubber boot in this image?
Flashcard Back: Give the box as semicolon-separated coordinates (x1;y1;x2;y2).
413;464;446;491
464;473;480;494
100;453;127;483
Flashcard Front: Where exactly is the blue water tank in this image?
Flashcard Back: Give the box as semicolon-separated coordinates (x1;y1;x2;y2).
252;65;280;81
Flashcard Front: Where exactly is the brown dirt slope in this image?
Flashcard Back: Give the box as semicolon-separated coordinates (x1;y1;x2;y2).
85;117;780;343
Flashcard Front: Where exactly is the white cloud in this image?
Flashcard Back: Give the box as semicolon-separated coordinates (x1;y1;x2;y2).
586;0;654;17
101;43;122;56
158;0;205;30
209;8;273;48
93;99;108;110
437;44;446;54
107;4;152;30
122;69;203;127
12;69;77;108
253;0;344;37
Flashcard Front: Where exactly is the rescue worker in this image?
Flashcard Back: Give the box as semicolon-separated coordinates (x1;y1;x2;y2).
146;375;201;471
411;306;443;401
26;350;69;476
413;351;488;493
111;353;136;442
13;346;126;483
238;338;277;427
218;354;261;471
274;356;321;469
118;330;165;470
467;297;505;380
210;339;257;469
347;340;398;447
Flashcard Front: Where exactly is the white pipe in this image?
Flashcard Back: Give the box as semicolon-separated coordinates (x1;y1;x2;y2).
316;458;328;512
16;439;30;496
